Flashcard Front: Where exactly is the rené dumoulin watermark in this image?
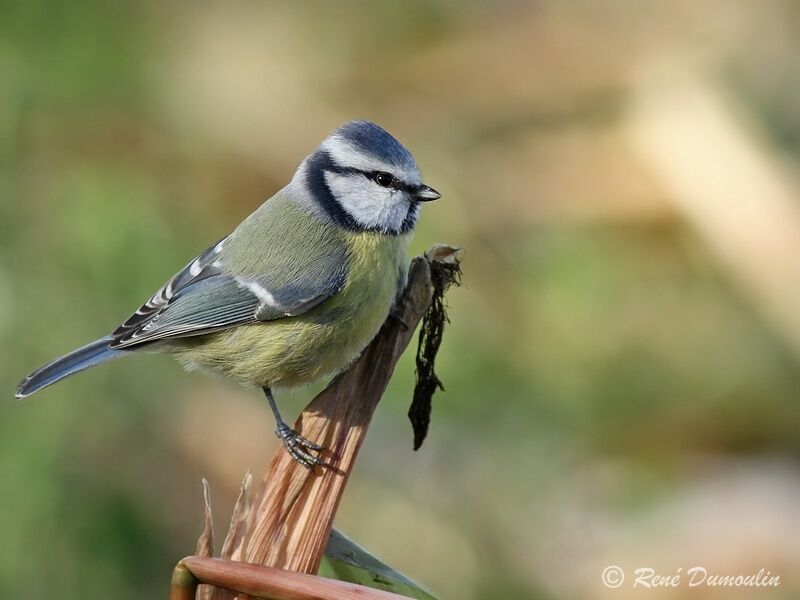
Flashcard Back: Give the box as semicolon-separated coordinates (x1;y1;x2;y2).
602;565;780;590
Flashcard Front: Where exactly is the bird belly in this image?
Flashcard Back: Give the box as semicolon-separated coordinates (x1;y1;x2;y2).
174;232;409;388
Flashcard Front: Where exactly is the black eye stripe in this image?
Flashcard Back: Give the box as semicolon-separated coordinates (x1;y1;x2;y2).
364;171;418;194
306;149;420;235
327;164;413;192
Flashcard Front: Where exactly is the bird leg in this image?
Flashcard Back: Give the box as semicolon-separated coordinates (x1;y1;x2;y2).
262;387;325;468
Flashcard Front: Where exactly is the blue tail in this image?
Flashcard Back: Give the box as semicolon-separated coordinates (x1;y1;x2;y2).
15;337;125;398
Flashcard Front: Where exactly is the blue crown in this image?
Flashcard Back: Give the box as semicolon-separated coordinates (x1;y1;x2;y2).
334;121;416;170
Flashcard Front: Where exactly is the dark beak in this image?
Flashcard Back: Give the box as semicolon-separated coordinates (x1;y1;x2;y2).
414;184;441;202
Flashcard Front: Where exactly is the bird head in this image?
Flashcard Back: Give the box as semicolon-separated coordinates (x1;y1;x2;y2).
299;121;440;235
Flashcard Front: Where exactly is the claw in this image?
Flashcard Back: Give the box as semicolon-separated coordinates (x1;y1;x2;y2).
389;310;409;330
275;425;326;469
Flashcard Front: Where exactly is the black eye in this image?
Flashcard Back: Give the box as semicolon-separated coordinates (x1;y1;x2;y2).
374;171;395;188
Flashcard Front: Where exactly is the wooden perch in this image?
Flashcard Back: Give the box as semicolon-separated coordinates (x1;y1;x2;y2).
170;245;462;600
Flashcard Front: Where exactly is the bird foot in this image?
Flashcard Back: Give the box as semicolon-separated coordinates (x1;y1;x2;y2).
275;424;325;469
389;310;409;330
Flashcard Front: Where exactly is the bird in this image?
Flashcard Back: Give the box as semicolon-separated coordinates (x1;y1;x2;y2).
15;120;440;467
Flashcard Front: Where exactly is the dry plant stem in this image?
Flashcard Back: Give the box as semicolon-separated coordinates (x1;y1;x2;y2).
171;562;199;600
239;255;435;576
188;246;461;600
170;556;412;600
195;479;216;600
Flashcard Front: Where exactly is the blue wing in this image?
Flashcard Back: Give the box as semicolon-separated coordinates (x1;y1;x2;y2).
109;236;347;348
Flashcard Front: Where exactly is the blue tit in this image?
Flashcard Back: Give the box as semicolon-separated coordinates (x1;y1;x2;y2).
16;120;440;467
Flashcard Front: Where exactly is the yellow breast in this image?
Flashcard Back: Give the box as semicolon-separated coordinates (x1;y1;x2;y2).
174;231;410;388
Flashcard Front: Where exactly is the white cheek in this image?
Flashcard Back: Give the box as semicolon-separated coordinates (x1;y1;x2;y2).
325;173;409;232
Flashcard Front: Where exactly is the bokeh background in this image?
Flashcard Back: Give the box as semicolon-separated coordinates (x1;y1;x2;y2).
2;1;800;598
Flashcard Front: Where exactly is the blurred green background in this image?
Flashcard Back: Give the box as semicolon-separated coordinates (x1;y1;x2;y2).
3;1;800;599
